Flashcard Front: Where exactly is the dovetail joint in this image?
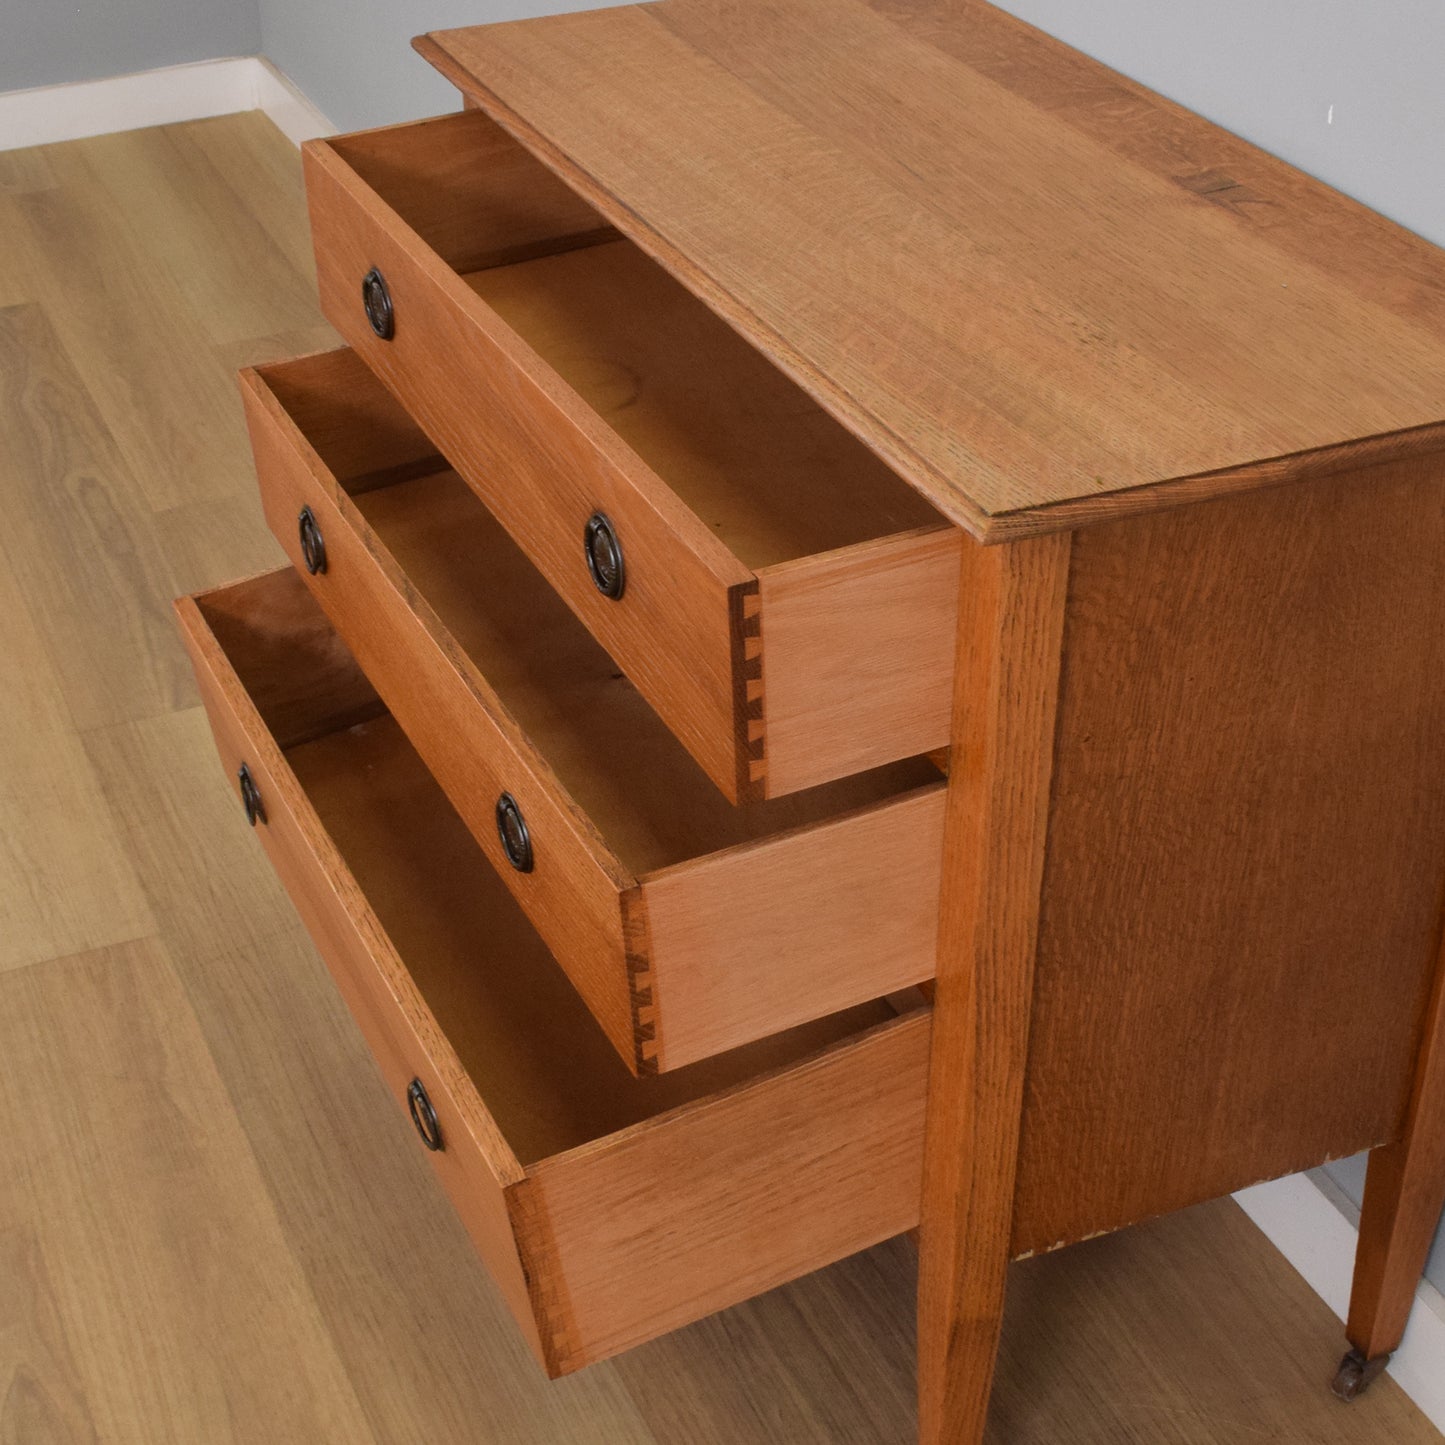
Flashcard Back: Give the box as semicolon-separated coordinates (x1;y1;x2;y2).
508;1183;585;1376
734;587;767;794
623;892;660;1075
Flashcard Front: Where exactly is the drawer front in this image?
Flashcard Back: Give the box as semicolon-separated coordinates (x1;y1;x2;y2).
302;112;960;804
174;581;546;1363
174;569;931;1376
242;362;641;1068
242;351;944;1075
304;131;757;801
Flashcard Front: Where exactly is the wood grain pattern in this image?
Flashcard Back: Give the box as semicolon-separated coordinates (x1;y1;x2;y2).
303;122;754;800
177;592;550;1368
419;0;1445;536
464;237;943;568
525;1008;931;1372
3;111;1440;1445
5;120;311;514
84;703;658;1445
1348;934;1445;1362
756;527;960;794
242;349;944;1070
0;937;377;1445
917;532;1071;1445
1014;454;1445;1253
175;567;933;1376
0;303;193;730
243;364;643;1065
304;112;956;799
642;785;944;1067
78;124;318;348
179;578;608;1365
0;1226;100;1443
0;464;155;973
326;109;617;274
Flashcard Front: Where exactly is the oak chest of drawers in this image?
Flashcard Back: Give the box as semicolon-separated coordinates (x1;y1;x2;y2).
177;1;1445;1439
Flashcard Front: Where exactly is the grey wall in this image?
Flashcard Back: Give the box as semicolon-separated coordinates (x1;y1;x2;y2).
1316;1153;1445;1296
255;0;1445;251
993;0;1445;249
0;0;260;93
254;0;621;134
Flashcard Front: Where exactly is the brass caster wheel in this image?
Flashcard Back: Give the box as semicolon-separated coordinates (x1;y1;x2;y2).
1331;1348;1390;1402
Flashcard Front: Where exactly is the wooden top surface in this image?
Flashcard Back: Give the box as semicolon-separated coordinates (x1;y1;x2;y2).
418;0;1445;538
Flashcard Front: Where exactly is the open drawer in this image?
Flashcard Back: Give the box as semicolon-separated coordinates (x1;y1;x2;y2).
174;566;931;1377
303;108;962;804
240;347;945;1074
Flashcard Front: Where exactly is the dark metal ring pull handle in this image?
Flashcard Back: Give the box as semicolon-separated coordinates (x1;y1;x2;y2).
407;1078;443;1152
495;792;534;873
362;267;395;340
298;505;327;576
584;512;625;600
238;763;266;827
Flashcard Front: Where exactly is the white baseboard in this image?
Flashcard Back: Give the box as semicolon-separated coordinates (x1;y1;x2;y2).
250;58;336;146
1235;1174;1445;1430
0;56;334;154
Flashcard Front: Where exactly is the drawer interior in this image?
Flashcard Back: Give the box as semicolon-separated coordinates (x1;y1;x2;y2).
197;570;902;1163
327;111;946;569
260;350;943;881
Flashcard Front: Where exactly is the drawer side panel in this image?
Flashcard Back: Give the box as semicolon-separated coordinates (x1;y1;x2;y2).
757;527;962;795
1016;451;1445;1251
524;1009;931;1372
642;784;945;1069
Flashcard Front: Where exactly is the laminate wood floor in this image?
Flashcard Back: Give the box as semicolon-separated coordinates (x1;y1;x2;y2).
0;111;1437;1445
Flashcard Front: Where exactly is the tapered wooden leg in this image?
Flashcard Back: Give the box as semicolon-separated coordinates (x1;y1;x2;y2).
918;533;1071;1445
1338;948;1445;1399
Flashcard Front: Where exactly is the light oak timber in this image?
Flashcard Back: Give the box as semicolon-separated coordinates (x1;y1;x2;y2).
86;700;661;1444
241;347;944;1072
418;0;1445;537
524;1010;931;1372
920;448;1445;1443
0;302;194;731
1012;453;1445;1253
153;490;289;601
14;111;1436;1445
5;123;299;513
640;787;944;1068
756;527;960;797
78;123;318;348
213;318;342;377
918;532;1071;1445
175;565;934;1375
301;109;957;802
302;110;749;803
180;113;321;287
0;146;57;194
309;108;619;273
0;1226;100;1442
1346;935;1445;1369
0;937;377;1445
300;16;1445;1432
0;401;157;972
